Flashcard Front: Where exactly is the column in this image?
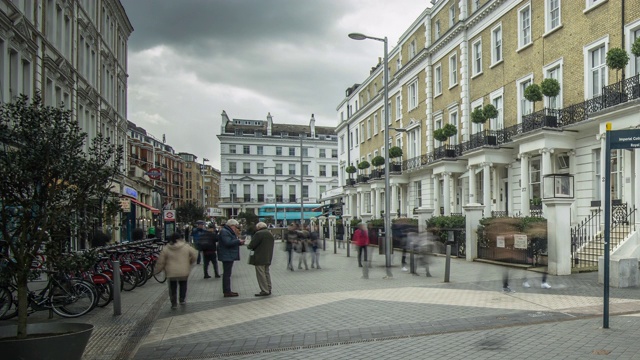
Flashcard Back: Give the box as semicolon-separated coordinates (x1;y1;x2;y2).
483;163;492;217
540;148;554;176
463;204;484;261
433;174;441;216
373;188;379;218
468;165;477;204
351;194;357;218
391;184;398;217
492;166;500;214
443;172;451;215
506;163;514;215
520;153;530;215
544;198;574;275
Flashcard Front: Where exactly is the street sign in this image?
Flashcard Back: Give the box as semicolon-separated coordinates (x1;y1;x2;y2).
120;198;131;212
609;129;640;149
163;210;176;222
146;168;163;180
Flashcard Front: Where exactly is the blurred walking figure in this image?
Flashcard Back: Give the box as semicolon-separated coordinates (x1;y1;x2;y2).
522;272;551;289
200;223;220;279
284;224;298;271
412;232;434;277
296;225;310;270
247;222;275;296
154;230;197;309
352;223;369;268
310;225;321;269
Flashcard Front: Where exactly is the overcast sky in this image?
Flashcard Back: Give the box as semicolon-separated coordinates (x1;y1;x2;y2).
120;0;430;169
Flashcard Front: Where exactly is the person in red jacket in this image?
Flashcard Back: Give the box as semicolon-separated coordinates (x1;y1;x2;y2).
352;223;370;267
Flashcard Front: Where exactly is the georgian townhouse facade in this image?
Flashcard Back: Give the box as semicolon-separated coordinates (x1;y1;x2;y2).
218;111;339;219
337;0;640;250
1;0;133;244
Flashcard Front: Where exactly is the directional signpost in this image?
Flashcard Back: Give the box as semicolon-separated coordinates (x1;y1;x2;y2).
603;124;640;328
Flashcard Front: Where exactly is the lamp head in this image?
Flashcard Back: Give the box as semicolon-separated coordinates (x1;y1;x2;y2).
348;33;368;40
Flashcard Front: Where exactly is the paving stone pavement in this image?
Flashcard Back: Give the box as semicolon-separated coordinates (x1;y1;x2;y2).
4;240;640;359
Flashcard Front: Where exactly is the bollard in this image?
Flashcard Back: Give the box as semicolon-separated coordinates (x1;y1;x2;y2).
112;260;122;316
444;244;451;283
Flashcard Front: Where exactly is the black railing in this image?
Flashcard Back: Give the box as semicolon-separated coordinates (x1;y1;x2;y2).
570;207;602;270
491;211;508;218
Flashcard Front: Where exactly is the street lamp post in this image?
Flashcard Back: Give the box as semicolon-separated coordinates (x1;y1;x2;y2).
349;32;392;271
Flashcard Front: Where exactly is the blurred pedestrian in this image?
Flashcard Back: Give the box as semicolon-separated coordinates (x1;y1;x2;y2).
310;225;321;269
352;223;369;268
191;220;207;265
218;218;245;297
413;232;433;277
284;224;298;271
200;223;220;279
247;222;275;296
296;225;309;270
154;230;197;309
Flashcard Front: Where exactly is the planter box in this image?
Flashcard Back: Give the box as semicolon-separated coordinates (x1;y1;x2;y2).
543;115;558;128
445;149;456;158
346;179;355;186
486;135;497;146
391;164;402;172
0;323;93;360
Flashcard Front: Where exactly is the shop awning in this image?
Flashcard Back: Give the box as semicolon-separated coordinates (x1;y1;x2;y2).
129;198;161;214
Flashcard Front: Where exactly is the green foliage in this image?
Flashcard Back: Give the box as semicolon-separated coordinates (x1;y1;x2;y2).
357;161;370;170
0;94;123;338
483;103;498;119
632;37;640;58
470;107;487;124
433;128;447;142
388;146;403;159
606;47;629;72
540;78;560;98
371;155;385;167
476;216;548;258
393;217;418;225
434;124;457;143
367;218;385;227
426;215;466;242
345;165;357;174
176;201;206;225
350;217;362;227
524;84;542;103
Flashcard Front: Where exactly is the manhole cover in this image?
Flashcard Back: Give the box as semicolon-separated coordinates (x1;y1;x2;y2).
592;349;611;355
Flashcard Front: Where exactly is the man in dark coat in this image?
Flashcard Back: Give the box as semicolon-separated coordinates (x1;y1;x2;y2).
201;223;220;279
247;222;275;296
217;219;245;297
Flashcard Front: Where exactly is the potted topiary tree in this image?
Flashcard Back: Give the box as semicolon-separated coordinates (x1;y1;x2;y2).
605;47;630;106
540;78;561;127
482;103;499;145
632;37;640;97
0;94;122;359
371;155;385;178
356;160;370;183
433;123;458;157
388;146;403;172
345;165;357;185
470;106;487;126
524;83;543;114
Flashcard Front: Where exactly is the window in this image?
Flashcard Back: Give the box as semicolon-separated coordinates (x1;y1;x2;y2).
243;145;250;154
449;4;456;26
276;146;282;156
257;146;263;155
593;149;601;201
302;147;309;157
243;162;250;174
360;123;365;143
275;163;283;175
491;24;502;64
302;186;309;199
319;185;326;196
289;185;296;202
319;148;326;158
408;127;419;158
355;128;359;144
409;40;416;58
332;165;338;177
257;185;265;202
275;185;283;201
229;162;237;174
434;64;442;95
415;181;422;207
530;158;541;200
340;136;345;154
373;114;378;134
229;144;236;154
435;20;441;39
449;110;459;144
367;119;372;139
519;4;532;48
449;54;458;87
517;76;534;120
434;115;443;145
408;80;418;109
546;0;561;32
490;92;504;130
320;165;327;177
302;164;309;176
472;39;482;76
243;184;251;202
257;163;264;174
230;184;237;201
395;95;401;120
288;164;296;175
631;28;640;76
289;147;295;156
363;192;371;213
332;149;338;158
472;0;481;11
588;44;606;97
544;60;563;109
396;57;401;71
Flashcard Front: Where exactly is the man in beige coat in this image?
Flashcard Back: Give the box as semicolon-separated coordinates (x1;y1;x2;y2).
247;222;275;296
155;230;197;308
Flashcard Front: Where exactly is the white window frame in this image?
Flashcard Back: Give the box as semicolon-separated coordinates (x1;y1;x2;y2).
448;108;459;144
625;20;640;76
407;125;420;158
518;3;532;49
449;4;456;27
489;88;505;130
449;53;458;87
583;36;608;99
545;0;561;33
516;74;534;121
491;23;503;65
395;94;402;121
409;40;417;58
434;64;442;96
435;20;441;39
367;119;372;139
543;58;563;109
360;123;365;143
472;0;481;12
408;79;418;110
472;38;483;76
470;99;483;134
396;57;401;71
373;114;378;134
434;114;443;147
585;0;607;12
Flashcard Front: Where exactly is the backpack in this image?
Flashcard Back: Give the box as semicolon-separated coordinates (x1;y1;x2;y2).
197;231;218;251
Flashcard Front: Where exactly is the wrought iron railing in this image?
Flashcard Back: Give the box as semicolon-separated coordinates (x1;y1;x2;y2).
570;207;602;269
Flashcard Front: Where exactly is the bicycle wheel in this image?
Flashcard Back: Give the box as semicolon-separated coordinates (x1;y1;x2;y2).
153;269;167;283
132;261;148;287
0;286;17;320
121;272;137;291
92;274;113;308
51;281;96;318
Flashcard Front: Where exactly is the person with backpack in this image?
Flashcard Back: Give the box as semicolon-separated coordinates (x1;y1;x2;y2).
199;223;220;279
191;220;207;265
